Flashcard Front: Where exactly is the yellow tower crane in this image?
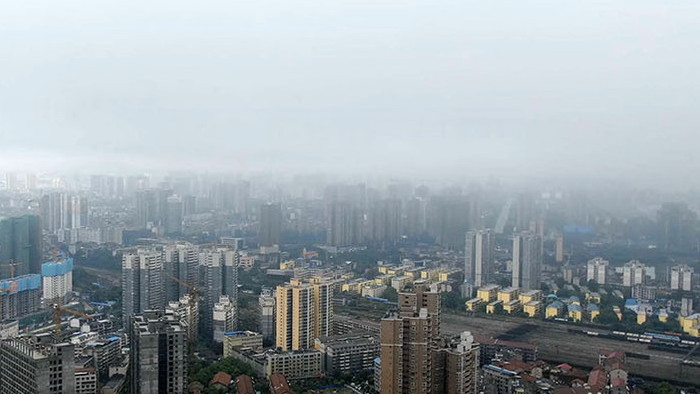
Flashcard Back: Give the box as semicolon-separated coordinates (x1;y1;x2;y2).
51;303;93;339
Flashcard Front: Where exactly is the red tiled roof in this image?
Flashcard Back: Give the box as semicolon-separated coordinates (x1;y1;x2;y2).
236;375;255;394
270;373;295;394
210;372;232;388
588;368;608;388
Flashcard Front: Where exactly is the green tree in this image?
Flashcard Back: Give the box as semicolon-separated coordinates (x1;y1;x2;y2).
587;279;599;292
654;382;675;394
382;287;398;302
441;291;464;310
595;308;621;326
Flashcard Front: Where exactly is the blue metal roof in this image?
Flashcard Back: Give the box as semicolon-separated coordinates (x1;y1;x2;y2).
42;258;74;277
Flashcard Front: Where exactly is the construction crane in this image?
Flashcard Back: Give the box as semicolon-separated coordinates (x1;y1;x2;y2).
8;262;21;278
51;303;93;339
166;274;200;356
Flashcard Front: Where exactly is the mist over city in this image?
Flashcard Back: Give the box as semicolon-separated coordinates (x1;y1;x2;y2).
1;1;700;394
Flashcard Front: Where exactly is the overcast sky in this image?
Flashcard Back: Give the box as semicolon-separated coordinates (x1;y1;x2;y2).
0;0;698;185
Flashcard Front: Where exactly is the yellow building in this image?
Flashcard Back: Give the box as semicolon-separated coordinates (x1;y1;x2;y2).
568;304;583;322
613;306;623;321
498;287;520;303
341;279;373;294
586;292;602;304
658;309;669;323
546;301;564;319
420;269;439;281
374;275;393;285
280;260;296;270
387;267;405;276
681;314;700;335
378;266;390;274
587;304;600;322
637;311;647;325
486;300;503;314
439;269;461;282
477;285;500;303
405;268;423;279
688;325;700;338
504;299;521;314
523;301;541;318
519;290;543;304
276;279;333;351
466;298;482;311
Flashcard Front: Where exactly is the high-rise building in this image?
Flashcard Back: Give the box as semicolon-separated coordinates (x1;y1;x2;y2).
622;260;646;287
200;249;239;337
367;199;402;244
0;336;76;394
432;332;480;394
657;202;698;252
165;195;183;234
586;257;609;285
0;215;42;277
260;203;282;248
405;197;427;239
129;310;188;394
212;295;237;343
0;274;42;321
671;264;694;292
70;196;89;229
464;230;493;293
276;278;333;351
162;245;199;303
512;232;542;291
327;201;362;247
42;257;74;304
259;288;276;342
134;189;157;230
381;285;441;394
380;284;478;394
427;196;477;250
166;294;199;351
122;250;164;326
40;193;88;233
555;235;565;263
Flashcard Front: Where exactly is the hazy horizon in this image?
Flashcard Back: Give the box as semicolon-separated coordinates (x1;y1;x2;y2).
1;0;699;188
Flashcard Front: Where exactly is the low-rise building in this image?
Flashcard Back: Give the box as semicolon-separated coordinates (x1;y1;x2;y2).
519;289;543;304
487;300;503;314
498;287;520;303
391;276;410;291
523;301;541;318
568;304;583;322
269;373;293;394
478;285;500;303
267;349;323;380
504;300;521;314
587;304;600;322
314;331;380;374
223;331;264;358
546;301;565;319
235;375;255;394
466;298;482;311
